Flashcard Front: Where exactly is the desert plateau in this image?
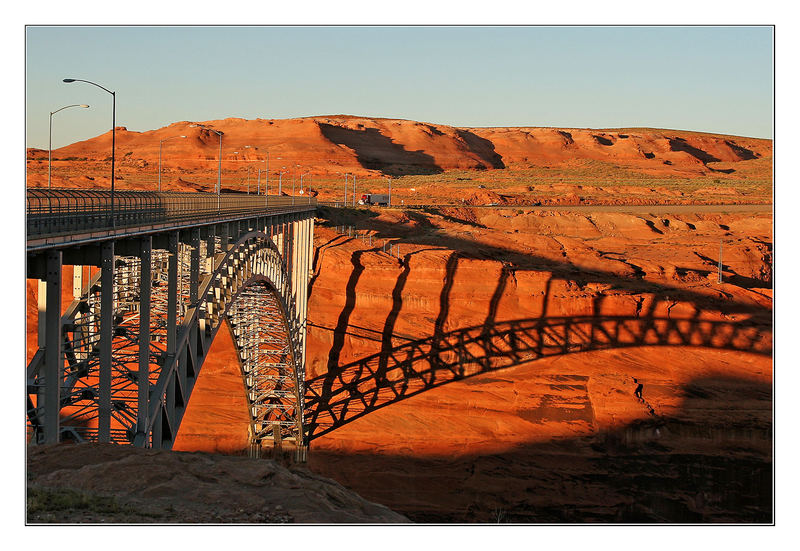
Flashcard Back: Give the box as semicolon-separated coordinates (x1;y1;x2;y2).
26;115;773;523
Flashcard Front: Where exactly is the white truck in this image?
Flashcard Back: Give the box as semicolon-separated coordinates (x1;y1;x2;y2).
359;193;390;206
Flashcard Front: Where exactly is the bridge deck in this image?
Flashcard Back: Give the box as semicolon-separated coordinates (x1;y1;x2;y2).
26;189;316;252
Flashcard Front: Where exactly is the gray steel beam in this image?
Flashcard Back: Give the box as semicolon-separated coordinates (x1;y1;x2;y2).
98;241;114;443
207;224;216;264
167;232;178;356
136;237;152;443
221;223;229;251
190;228;200;304
43;250;62;444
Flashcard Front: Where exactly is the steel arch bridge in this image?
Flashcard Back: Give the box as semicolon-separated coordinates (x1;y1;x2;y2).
26;190;316;459
26;190;773;460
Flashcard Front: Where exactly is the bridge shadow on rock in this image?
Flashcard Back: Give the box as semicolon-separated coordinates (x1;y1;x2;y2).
307;207;771;439
308;375;772;523
304;208;773;522
319;123;443;176
305;311;771;441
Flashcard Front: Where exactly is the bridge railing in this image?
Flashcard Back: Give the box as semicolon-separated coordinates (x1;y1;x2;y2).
26;188;316;238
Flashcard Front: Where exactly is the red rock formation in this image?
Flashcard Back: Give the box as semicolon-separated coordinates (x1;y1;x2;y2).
26;116;772;194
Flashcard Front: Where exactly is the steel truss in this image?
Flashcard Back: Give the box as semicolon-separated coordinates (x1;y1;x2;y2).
27;213;315;460
229;285;304;452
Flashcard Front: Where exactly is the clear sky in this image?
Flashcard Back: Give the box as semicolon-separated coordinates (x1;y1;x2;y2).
25;25;773;149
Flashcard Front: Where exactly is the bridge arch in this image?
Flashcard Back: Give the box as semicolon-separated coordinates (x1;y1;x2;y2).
140;231;307;452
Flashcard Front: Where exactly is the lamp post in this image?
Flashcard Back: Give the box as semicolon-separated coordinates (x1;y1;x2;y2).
344;173;349;206
63;78;115;226
158;135;186;191
265;154;277;207
279;168;287;196
292;167;298;205
292;164;299;200
242;145;253;194
231;151;240;193
48;104;89;189
231;150;249;194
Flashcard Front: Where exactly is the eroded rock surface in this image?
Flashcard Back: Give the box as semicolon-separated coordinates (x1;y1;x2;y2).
27;443;408;523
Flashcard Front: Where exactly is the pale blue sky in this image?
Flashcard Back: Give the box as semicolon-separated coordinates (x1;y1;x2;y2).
26;25;773;149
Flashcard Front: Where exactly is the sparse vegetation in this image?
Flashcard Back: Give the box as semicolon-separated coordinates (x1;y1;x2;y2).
27;486;160;521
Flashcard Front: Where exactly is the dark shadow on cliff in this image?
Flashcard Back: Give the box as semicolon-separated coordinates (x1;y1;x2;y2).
319;123;443;176
306;374;772;523
691;251;773;290
324;247;379;379
455;129;505;169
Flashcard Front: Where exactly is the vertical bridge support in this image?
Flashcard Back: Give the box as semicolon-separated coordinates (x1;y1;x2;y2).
43;251;62;444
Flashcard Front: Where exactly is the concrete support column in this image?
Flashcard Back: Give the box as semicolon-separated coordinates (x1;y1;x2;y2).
298;218;308;365
290;219;300;313
72;265;83;299
37;280;46;348
99;241;115;443
43;250;62;444
286;220;297;297
302;217;314;367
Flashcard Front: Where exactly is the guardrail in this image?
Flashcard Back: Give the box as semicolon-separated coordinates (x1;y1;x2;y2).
27;189;317;239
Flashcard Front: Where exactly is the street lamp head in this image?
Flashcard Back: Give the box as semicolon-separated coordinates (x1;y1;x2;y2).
63;78;76;83
80;104;90;108
180;135;186;138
